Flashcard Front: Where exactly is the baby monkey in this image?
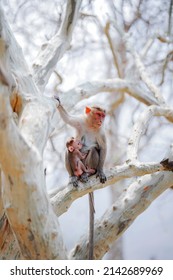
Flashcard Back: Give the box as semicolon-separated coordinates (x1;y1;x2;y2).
66;137;95;179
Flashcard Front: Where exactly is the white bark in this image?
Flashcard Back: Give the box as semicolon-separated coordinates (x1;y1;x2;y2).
70;170;173;259
0;4;39;98
113;25;166;106
62;79;158;108
51;162;162;217
33;0;82;90
0;85;67;259
0;1;76;259
0;174;21;260
132;51;166;106
127;106;173;162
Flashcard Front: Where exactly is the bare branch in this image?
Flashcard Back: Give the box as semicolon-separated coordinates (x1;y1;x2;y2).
108;21;163;103
127;44;166;106
32;0;82;90
51;161;162;217
168;0;173;36
0;85;67;259
70;170;173;259
0;3;39;98
104;22;123;78
60;79;159;109
127;105;173;162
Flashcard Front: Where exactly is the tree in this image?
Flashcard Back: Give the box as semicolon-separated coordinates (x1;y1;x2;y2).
1;0;173;260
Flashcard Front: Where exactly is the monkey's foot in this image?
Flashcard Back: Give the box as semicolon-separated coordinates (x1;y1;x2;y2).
96;170;107;184
80;172;89;183
86;167;95;175
70;176;79;187
160;158;173;171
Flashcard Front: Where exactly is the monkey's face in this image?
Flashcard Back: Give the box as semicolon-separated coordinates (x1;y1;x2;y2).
93;111;105;128
87;108;106;129
73;139;83;150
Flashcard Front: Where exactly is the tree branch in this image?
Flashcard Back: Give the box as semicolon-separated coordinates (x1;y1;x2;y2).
51;161;163;217
104;22;123;78
32;0;82;90
0;3;39;98
109;20;166;106
70;170;173;259
60;79;159;109
0;3;69;259
127;42;166;106
0;84;67;259
127;105;173;162
168;0;173;36
0;170;21;259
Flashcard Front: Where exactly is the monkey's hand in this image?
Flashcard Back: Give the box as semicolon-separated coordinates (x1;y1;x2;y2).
54;94;61;107
96;170;107;184
69;176;79;187
81;153;87;159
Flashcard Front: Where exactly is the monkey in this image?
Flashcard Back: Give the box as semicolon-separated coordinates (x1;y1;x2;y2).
54;95;107;259
66;137;95;178
54;96;107;185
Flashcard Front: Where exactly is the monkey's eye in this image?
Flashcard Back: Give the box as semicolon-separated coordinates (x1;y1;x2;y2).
97;112;105;118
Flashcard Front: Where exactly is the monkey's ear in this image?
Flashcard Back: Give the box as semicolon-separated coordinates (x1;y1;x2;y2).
85;106;91;114
68;146;74;152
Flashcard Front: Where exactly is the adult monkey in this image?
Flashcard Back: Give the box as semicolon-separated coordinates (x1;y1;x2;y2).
54;96;107;259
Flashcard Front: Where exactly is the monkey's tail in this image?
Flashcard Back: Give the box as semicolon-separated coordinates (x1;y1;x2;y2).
88;192;95;259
